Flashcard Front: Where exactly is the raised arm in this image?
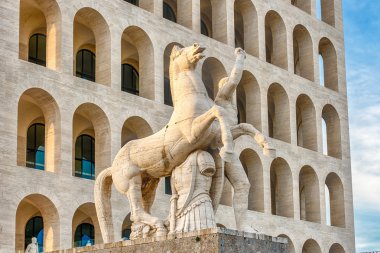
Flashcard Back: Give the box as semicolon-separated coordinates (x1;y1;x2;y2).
216;48;246;102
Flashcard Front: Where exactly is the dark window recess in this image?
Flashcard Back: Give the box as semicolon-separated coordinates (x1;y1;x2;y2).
74;223;95;247
201;20;209;37
163;2;176;22
26;123;45;170
76;49;96;82
28;34;46;66
122;228;131;240
121;64;139;95
124;0;138;6
165;176;172;195
75;134;95;180
164;77;173;106
25;216;44;253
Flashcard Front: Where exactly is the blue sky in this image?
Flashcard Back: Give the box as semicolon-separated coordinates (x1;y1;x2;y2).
343;1;380;252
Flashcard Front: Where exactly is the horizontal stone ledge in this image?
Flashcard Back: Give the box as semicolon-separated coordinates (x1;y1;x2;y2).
47;228;288;253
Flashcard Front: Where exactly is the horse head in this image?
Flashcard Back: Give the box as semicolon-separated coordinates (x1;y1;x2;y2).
170;43;205;76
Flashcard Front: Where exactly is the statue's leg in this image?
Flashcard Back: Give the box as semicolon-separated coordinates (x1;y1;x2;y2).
224;154;251;231
191;105;234;162
127;175;162;226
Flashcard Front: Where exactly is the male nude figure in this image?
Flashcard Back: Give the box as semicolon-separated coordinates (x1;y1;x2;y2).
215;48;272;232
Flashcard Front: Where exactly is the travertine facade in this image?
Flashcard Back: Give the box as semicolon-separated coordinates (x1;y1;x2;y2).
0;0;354;252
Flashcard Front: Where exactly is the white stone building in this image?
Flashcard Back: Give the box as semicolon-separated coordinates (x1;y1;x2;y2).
0;0;354;252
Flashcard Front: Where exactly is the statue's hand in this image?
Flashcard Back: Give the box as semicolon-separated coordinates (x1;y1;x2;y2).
235;47;246;59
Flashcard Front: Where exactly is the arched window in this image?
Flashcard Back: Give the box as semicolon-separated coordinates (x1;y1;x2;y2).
25;216;44;253
163;2;176;22
74;223;94;247
201;20;209;37
26;123;45;170
75;135;95;180
122;64;139;95
76;49;95;82
124;0;138;6
28;34;46;66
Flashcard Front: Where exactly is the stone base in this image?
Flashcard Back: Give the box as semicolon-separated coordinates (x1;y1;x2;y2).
49;228;288;253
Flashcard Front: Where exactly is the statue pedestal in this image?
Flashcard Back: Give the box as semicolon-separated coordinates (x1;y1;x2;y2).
49;228;288;253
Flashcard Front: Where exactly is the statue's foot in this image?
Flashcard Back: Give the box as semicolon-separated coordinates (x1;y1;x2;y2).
220;146;234;162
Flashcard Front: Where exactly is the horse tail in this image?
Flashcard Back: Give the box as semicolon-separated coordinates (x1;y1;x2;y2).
94;166;114;243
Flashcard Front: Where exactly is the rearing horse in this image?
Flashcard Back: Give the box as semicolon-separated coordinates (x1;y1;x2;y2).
94;43;234;243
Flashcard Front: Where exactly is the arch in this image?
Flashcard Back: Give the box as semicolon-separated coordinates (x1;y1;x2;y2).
19;0;62;70
15;194;60;252
234;0;259;57
73;7;111;86
291;0;312;14
200;0;213;38
265;10;288;70
121;26;155;100
267;83;291;143
278;234;295;253
239;149;264;212
296;94;317;151
299;166;321;223
163;1;177;22
164;42;184;106
237;70;261;130
302;239;322;253
72;103;111;177
270;158;293;218
202;57;227;99
325;173;345;227
72;203;102;246
321;104;341;159
293;25;314;81
17;88;61;173
319;38;338;91
320;0;335;26
121;213;132;240
329;243;345;253
121;116;153;146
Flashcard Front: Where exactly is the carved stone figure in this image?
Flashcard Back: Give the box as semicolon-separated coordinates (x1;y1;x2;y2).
25;237;39;253
95;43;238;243
169;150;216;234
94;43;273;243
213;48;274;231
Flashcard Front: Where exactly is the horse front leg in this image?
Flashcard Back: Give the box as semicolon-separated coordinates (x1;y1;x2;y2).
190;105;234;162
128;175;167;238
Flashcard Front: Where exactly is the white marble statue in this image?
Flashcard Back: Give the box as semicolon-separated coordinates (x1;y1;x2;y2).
94;43;273;243
212;48;274;231
169;150;217;234
25;237;39;253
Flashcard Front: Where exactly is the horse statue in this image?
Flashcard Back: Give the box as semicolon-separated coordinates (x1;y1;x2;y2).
95;43;239;243
94;43;270;243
